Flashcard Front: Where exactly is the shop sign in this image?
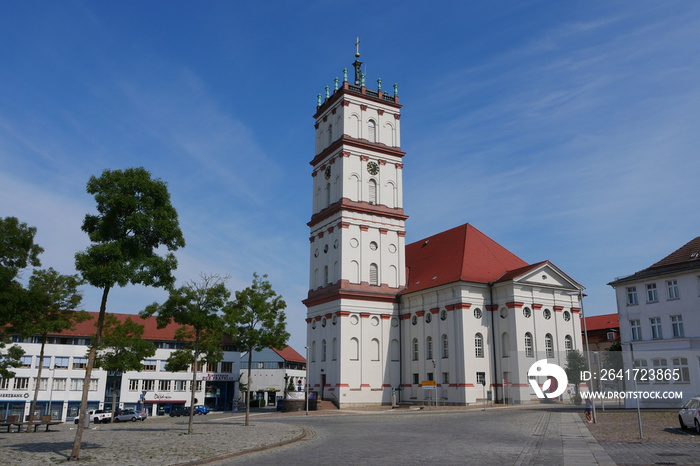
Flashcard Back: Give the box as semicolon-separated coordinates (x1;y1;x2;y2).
201;373;236;381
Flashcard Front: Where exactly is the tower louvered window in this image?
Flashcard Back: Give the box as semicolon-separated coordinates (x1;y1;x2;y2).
369;263;379;286
368;179;377;204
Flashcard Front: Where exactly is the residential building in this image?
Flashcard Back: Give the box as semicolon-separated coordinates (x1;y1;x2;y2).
609;237;700;408
304;52;584;407
239;346;307;406
0;312;239;421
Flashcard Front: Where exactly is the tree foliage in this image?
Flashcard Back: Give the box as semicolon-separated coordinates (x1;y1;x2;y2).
565;349;589;400
70;168;185;460
95;314;156;420
141;274;227;435
224;273;288;426
16;268;88;430
0;217;44;378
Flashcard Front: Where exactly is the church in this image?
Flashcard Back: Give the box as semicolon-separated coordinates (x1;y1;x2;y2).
304;51;584;407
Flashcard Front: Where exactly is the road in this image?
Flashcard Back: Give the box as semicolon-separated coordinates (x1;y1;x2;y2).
220;406;579;465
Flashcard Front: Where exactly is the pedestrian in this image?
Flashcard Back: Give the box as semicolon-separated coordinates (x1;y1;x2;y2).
584;398;593;423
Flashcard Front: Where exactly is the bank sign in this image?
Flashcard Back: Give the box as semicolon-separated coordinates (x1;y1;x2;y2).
0;393;30;399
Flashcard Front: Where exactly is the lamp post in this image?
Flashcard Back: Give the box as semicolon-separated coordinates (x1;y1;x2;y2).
304;346;309;416
47;366;55;420
570;290;596;424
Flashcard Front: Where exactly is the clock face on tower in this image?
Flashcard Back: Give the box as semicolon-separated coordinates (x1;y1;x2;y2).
367;161;379;175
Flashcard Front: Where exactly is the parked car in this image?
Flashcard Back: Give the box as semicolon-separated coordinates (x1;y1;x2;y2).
169;407;193;417
73;409;112;424
679;397;700;432
114;410;145;422
193;405;210;415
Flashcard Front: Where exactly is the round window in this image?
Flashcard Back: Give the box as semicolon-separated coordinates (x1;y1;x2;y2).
543;309;552;320
371;316;380;326
321;317;327;327
563;311;571;322
500;308;508;319
440;310;447;321
369;241;378;251
350;238;359;248
391;317;399;327
311;320;317;329
425;312;432;323
474;308;482;319
332;315;337;325
411;315;417;326
350;314;359;325
523;307;531;318
323;244;329;253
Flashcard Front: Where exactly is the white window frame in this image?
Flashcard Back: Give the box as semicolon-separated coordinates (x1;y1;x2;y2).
626;286;638;305
650;317;663;339
475;333;484;358
667;279;679;300
671;315;684;338
646;283;658;303
630;319;642;341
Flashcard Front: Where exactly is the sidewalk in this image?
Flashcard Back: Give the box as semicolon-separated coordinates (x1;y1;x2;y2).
516;411;616;465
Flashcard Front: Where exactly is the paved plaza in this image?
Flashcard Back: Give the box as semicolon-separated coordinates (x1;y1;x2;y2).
0;405;697;465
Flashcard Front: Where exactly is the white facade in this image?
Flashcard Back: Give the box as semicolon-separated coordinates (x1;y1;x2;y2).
0;314;240;421
610;237;700;408
239;347;307;407
305;56;583;407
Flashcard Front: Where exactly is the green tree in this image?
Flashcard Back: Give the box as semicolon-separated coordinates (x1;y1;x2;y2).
224;273;288;426
565;349;589;404
0;217;44;378
71;168;185;460
94;314;156;422
15;268;88;430
141;274;227;435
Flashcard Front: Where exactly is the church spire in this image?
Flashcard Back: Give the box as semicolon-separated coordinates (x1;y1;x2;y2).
353;36;363;86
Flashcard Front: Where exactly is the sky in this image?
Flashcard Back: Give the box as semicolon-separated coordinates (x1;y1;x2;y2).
1;1;698;354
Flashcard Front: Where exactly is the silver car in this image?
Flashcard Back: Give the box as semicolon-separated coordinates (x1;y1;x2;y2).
678;397;700;432
114;410;144;422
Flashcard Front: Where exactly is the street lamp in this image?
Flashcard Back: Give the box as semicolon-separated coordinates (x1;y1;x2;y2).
569;290;596;424
304;346;309;416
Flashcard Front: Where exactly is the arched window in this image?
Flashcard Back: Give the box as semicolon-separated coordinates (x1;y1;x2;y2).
323;266;329;287
390;339;400;362
386;181;397;208
426;336;433;359
367;119;376;142
475;333;484;358
501;332;510;358
350;337;359;360
325;182;331;207
313;268;318;289
545;334;554;358
350;260;360;284
349;174;360;201
564;335;573;355
327;124;333;146
371;338;380;361
369;263;379;286
311;340;316;362
332;338;337;361
524;332;533;357
441;334;448;359
412;338;419;361
321;339;327;362
388;265;398;288
368;179;377;205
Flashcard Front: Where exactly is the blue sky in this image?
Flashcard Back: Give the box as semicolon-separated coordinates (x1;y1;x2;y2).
1;1;698;353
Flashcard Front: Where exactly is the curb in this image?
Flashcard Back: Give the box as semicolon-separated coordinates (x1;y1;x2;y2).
175;425;315;466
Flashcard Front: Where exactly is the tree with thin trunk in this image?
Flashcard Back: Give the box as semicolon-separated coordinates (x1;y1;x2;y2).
223;273;288;427
141;274;227;435
14;268;88;431
94;314;156;421
565;349;589;404
0;217;44;378
71;168;185;460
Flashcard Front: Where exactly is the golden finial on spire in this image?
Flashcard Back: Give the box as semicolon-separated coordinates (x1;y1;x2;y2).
355;37;360;58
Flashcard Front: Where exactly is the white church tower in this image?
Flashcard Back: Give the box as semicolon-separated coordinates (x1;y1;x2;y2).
304;48;407;407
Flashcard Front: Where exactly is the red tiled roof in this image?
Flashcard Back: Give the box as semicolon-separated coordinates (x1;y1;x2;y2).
584;314;619;331
649;237;700;269
403;223;529;294
272;346;307;363
50;312;211;342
